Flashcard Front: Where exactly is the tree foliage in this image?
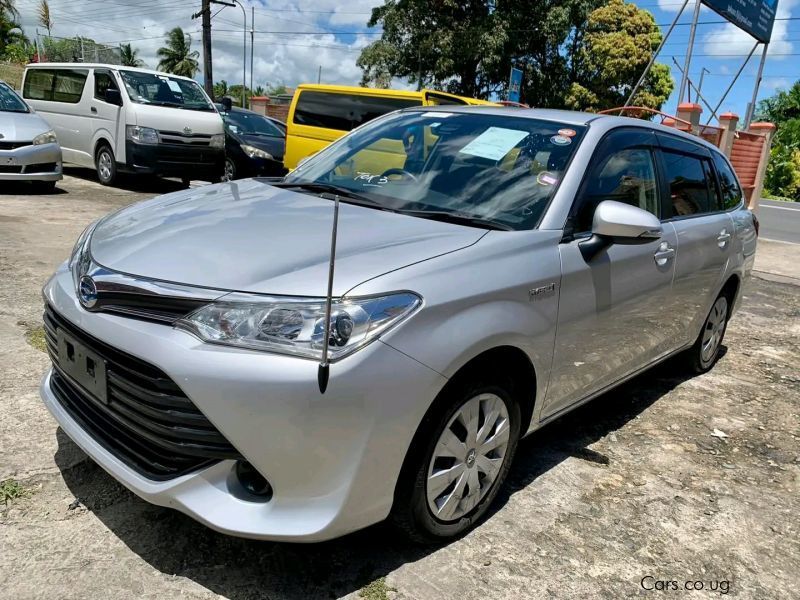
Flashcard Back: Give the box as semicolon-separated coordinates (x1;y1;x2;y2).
119;43;144;67
358;0;672;111
757;82;800;200
38;0;53;36
157;27;199;77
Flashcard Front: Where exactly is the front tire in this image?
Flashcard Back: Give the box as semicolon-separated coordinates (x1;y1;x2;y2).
392;377;521;544
95;144;117;186
221;158;236;182
687;294;729;373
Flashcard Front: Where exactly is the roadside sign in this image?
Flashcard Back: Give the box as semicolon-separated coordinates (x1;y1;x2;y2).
702;0;778;44
508;67;523;103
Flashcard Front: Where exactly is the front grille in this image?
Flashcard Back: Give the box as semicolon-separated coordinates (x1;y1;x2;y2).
0;141;30;150
0;165;23;173
44;304;242;480
158;130;212;146
24;162;57;173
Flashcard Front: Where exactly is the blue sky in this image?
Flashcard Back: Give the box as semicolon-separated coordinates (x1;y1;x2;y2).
12;0;798;121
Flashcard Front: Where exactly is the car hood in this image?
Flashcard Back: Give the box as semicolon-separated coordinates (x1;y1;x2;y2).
0;110;51;142
90;178;486;296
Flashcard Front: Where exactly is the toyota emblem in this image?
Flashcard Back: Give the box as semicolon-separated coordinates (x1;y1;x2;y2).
78;275;98;309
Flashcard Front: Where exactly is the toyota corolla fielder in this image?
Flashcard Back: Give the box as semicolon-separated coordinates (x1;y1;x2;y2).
40;106;756;543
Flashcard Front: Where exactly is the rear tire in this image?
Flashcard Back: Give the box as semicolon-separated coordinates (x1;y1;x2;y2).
686;294;730;374
95;144;117;186
391;376;521;544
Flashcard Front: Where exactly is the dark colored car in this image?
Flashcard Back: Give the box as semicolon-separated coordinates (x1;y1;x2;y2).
215;103;286;180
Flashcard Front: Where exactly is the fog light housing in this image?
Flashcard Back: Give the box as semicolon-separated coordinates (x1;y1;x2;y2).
234;461;273;499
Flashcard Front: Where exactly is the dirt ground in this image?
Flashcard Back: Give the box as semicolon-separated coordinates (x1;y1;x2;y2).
1;173;798;600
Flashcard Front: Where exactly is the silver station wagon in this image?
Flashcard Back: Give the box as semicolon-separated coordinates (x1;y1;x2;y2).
40;107;756;543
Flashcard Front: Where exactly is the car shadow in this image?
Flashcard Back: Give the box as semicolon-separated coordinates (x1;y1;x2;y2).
61;167;191;194
0;181;67;195
53;350;712;599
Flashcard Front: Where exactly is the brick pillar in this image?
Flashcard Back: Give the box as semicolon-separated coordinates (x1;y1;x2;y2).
746;122;777;211
676;102;702;134
717;112;739;158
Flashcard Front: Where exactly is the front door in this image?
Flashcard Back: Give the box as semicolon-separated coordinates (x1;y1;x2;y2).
90;70;124;161
543;128;680;419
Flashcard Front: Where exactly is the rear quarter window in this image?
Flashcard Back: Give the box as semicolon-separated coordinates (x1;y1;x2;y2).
712;152;744;209
23;68;88;103
292;90;420;132
661;150;716;217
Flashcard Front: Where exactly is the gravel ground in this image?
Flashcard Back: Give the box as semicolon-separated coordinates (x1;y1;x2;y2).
1;173;798;600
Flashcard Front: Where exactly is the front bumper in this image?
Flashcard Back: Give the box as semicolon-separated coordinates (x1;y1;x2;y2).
0;142;62;181
124;140;224;181
40;266;446;541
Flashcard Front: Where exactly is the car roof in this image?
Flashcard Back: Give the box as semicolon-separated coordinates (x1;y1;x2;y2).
24;62;199;83
402;105;723;153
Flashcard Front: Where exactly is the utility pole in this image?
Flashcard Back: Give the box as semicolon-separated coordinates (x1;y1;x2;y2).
678;0;702;104
317;65;322;84
197;0;213;97
250;6;254;95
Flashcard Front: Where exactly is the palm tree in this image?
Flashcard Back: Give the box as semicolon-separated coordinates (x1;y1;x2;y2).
212;79;228;100
37;0;52;36
156;27;199;77
120;43;144;67
252;85;265;97
0;0;18;18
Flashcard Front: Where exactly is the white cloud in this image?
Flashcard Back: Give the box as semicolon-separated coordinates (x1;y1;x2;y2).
699;0;798;59
13;0;379;89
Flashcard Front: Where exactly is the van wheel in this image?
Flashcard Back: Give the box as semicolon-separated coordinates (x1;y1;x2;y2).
391;376;521;544
95;145;117;186
686;294;729;374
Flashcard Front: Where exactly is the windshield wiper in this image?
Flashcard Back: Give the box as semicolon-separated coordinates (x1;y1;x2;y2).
394;209;514;231
274;181;390;210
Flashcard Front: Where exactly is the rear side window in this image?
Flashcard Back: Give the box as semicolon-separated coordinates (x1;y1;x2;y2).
661;151;715;217
712;153;744;209
24;68;88;103
292;91;420;132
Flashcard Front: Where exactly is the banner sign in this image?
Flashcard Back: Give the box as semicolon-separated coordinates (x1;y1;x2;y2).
508;67;523;103
702;0;779;43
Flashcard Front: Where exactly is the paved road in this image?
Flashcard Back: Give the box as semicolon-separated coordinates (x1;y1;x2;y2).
759;199;800;244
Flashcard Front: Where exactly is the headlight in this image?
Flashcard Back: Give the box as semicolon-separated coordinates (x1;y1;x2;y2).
68;219;100;288
241;144;273;160
175;292;421;360
126;125;159;144
32;130;57;145
210;134;225;148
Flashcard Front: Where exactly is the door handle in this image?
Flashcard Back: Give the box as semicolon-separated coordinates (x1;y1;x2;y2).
654;242;675;266
90;107;97;113
717;229;731;248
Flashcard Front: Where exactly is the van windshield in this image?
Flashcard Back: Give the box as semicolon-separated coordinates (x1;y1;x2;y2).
119;71;214;111
285;110;586;231
0;81;29;113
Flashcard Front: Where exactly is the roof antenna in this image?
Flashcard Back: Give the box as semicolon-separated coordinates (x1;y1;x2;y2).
317;194;340;394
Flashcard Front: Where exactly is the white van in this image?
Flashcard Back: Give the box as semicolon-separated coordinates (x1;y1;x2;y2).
21;63;225;185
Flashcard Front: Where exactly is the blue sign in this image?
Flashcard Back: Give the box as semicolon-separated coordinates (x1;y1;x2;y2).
508;67;523;103
702;0;778;44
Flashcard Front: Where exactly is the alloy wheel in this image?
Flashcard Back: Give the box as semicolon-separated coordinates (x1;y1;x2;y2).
222;159;235;182
701;296;728;363
98;151;112;182
426;393;510;522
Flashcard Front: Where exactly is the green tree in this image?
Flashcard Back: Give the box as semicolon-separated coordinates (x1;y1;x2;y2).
252;85;265;96
0;11;26;57
212;79;229;99
38;0;52;36
0;0;18;18
156;27;199;77
119;43;144;67
565;0;673;111
757;82;800;200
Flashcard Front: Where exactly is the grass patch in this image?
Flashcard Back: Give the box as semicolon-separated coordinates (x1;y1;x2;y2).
1;479;30;506
25;325;47;353
359;577;396;600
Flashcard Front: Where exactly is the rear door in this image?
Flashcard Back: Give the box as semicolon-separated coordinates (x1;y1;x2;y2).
544;128;680;418
655;133;734;345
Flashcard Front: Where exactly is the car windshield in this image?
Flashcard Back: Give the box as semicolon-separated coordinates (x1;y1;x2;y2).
119;70;214;111
284;110;586;230
0;81;29;113
223;110;284;137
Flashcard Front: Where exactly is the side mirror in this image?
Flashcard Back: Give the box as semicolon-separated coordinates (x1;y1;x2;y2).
104;88;122;106
579;200;661;261
221;97;233;113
